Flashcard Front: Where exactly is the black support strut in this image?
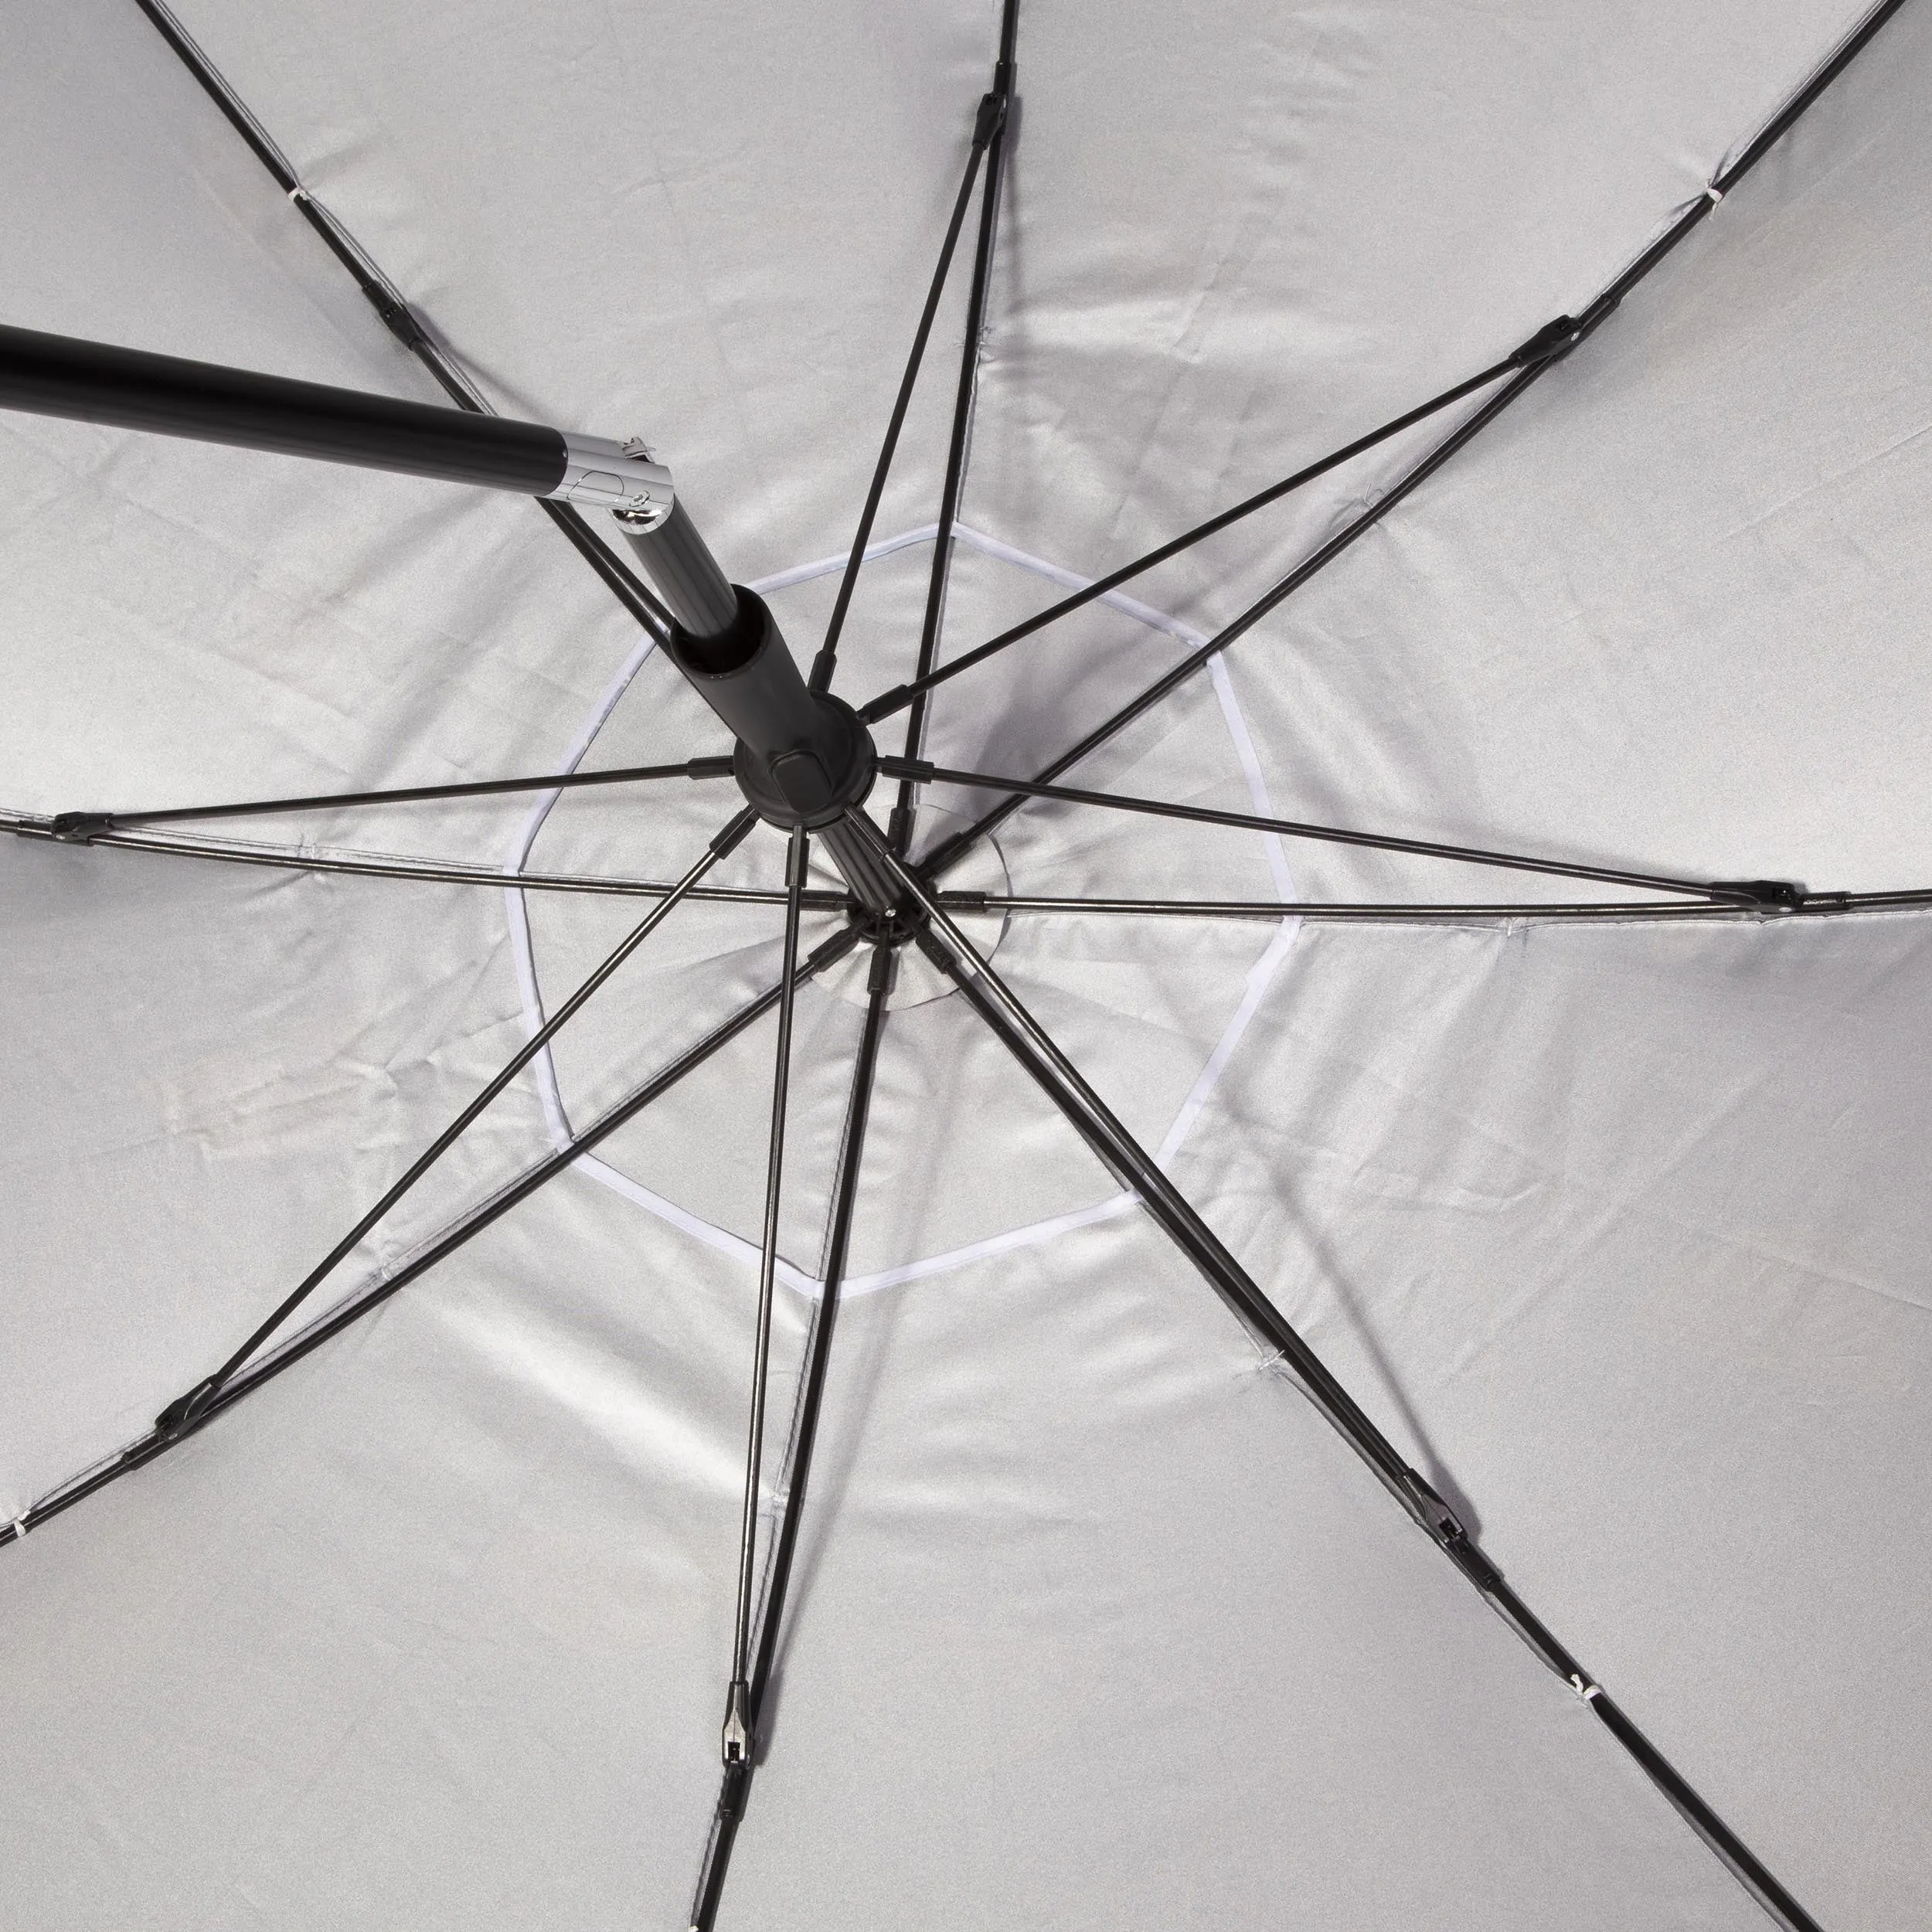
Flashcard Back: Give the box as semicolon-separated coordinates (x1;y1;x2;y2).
808;104;1001;695
49;757;735;840
152;811;755;1437
853;817;1823;1932
883;756;1771;904
690;940;895;1932
723;829;811;1773
859;340;1546;725
886;1;1019;859
0;923;866;1549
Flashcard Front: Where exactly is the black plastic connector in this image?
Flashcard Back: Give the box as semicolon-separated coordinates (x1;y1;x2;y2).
708;812;757;857
847;903;920;952
973;90;1009;148
1710;879;1807;913
152;1376;223;1440
368;289;430;352
1509;315;1583;368
1404;1468;1505;1592
49;811;114;844
721;1677;753;1767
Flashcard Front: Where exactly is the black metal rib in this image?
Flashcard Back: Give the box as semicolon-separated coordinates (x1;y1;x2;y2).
690;938;894;1932
886;7;1018;854
156;810;756;1432
131;0;675;643
1577;0;1913;332
957;890;1932;923
855;815;1822;1932
724;829;811;1766
886;757;1750;903
10;818;852;906
746;946;888;1730
57;757;735;835
916;0;1911;892
1825;888;1932;911
952;893;1752;923
17;819;1926;922
131;0;409;342
0;920;866;1551
859;351;1529;725
808;120;998;694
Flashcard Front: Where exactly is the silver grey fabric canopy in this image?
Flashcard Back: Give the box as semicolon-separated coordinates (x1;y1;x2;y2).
2;1;1929;1926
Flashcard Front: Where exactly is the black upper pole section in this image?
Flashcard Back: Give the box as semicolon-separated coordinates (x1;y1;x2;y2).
617;502;739;639
0;324;570;495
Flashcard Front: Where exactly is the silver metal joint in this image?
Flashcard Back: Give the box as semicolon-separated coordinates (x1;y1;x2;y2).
550;431;675;528
722;1678;753;1766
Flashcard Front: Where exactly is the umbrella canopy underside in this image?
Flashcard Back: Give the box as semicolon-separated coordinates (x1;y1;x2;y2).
2;2;1928;1927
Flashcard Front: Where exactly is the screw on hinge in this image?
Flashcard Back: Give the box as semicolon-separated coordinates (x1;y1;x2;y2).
366;288;430;352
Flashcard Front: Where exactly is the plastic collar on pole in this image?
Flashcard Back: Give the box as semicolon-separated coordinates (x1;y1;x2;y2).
659;588;876;831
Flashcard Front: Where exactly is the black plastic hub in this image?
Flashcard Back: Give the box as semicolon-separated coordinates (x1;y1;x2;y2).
845;906;923;951
732;694;876;829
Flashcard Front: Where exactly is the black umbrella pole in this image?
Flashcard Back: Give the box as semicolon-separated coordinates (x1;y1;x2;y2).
0;323;672;514
616;510;893;913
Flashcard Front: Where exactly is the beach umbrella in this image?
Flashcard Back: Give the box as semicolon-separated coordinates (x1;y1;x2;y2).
2;1;1927;1927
